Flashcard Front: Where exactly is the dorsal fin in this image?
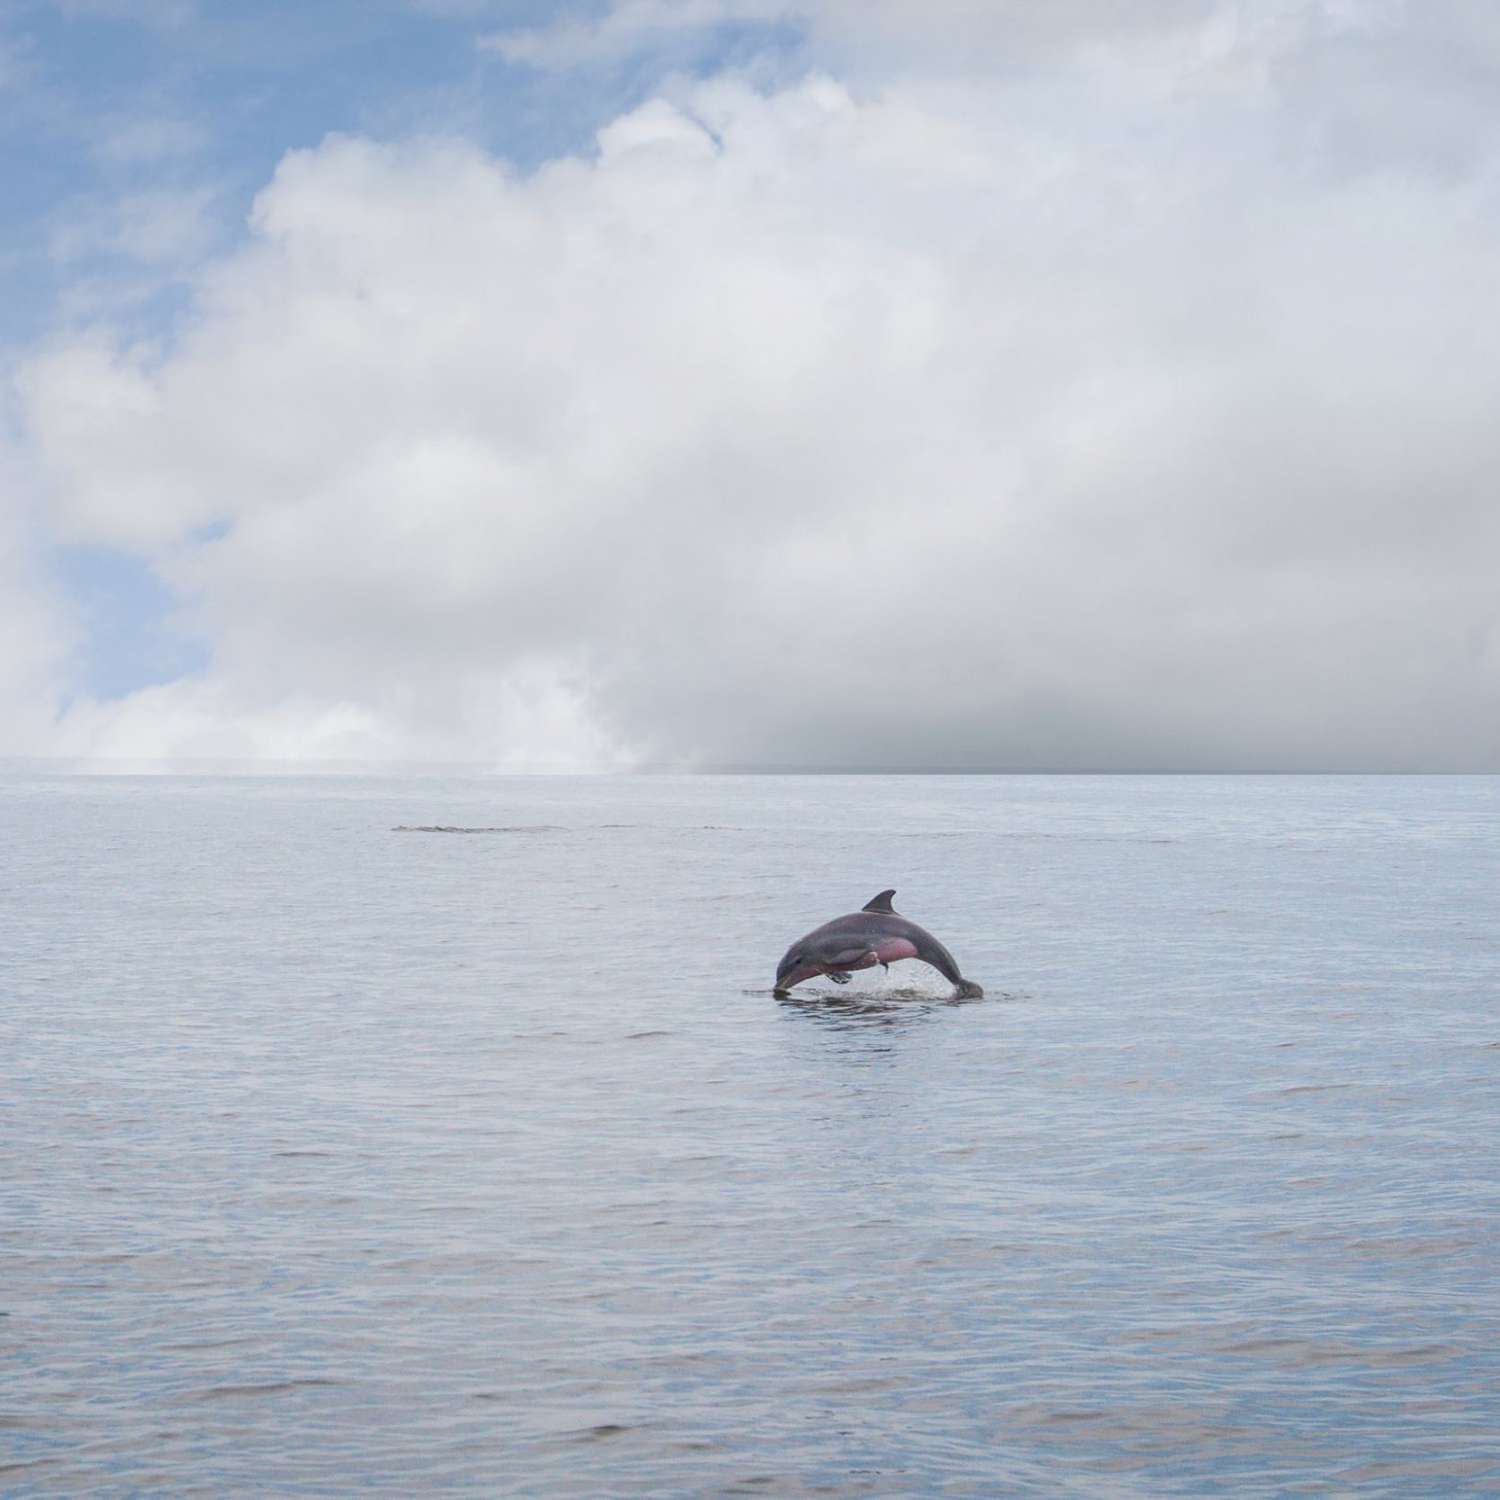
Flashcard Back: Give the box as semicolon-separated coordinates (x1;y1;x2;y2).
862;889;897;914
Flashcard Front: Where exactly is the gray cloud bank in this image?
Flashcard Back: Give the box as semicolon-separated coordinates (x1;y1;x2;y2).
14;1;1500;768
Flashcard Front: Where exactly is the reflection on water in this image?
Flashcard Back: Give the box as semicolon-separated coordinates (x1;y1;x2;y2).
2;771;1499;1497
774;986;986;1029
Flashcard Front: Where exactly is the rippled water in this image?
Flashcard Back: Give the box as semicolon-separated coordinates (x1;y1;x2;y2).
3;772;1498;1496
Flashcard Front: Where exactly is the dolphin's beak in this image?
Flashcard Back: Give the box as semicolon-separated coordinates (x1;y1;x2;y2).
774;957;817;992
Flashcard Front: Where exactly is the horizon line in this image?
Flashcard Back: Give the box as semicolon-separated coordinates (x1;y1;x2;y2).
0;757;1493;777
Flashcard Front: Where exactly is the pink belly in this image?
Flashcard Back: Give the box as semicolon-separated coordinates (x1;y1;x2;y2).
873;938;919;965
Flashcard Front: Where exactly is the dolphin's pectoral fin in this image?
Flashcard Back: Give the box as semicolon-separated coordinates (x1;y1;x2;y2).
827;971;852;985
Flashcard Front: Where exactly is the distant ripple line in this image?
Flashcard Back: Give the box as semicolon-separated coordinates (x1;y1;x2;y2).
392;825;563;834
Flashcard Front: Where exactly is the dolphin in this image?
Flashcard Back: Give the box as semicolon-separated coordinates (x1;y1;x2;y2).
772;890;983;999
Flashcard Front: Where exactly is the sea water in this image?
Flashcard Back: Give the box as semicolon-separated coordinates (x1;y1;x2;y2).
2;772;1497;1496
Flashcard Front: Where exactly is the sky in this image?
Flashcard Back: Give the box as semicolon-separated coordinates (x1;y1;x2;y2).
3;0;1500;770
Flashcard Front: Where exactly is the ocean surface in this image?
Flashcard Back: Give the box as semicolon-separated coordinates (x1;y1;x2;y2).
2;771;1498;1497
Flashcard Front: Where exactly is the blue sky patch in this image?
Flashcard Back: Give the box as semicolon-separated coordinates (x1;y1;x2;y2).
50;543;209;701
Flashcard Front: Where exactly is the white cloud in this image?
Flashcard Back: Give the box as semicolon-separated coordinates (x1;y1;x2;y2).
17;12;1500;768
0;438;71;756
481;0;1241;72
481;0;788;68
94;115;209;165
49;185;220;268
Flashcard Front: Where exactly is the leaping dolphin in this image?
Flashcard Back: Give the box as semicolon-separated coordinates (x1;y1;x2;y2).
773;890;983;999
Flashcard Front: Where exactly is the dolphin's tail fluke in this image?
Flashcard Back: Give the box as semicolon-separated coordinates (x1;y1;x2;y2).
912;933;983;998
914;931;963;986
